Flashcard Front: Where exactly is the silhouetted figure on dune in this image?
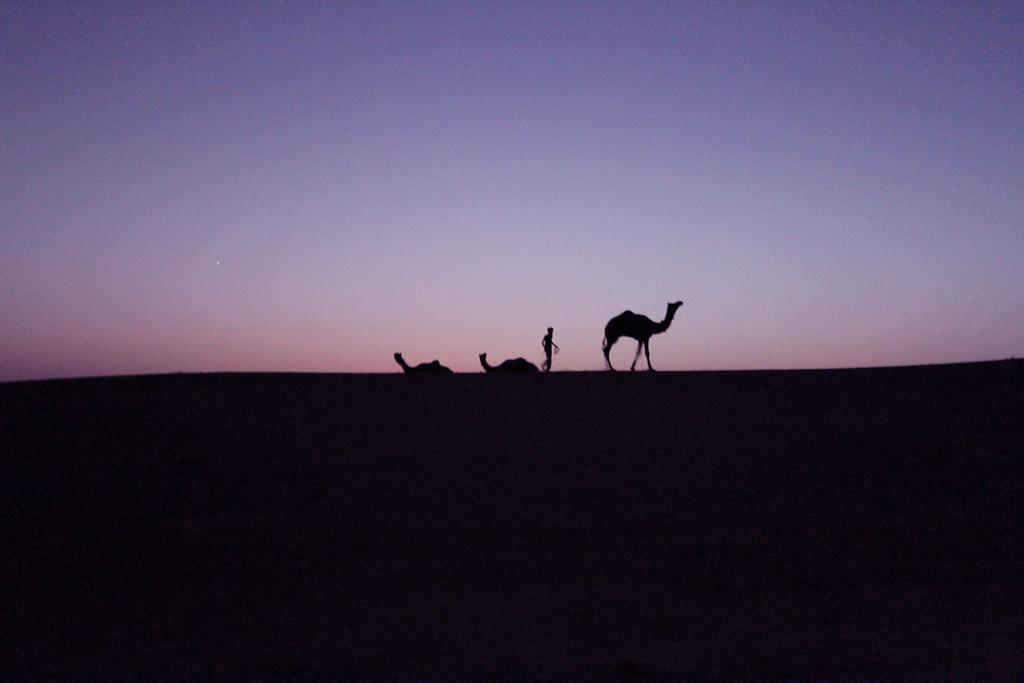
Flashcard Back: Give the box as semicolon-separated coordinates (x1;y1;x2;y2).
541;327;559;372
602;301;683;371
394;353;453;374
479;353;539;373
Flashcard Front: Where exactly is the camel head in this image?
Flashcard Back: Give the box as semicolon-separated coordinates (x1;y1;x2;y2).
394;352;403;361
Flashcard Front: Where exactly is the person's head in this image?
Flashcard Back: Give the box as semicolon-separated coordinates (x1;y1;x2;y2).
547;327;553;334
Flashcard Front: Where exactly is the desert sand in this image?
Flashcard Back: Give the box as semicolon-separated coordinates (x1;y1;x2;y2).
3;360;1021;679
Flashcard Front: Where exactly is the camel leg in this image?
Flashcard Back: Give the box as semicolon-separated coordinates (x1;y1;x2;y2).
644;340;654;371
604;338;616;371
631;341;643;371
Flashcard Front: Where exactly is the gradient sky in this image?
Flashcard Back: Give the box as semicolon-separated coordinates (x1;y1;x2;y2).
3;1;1022;380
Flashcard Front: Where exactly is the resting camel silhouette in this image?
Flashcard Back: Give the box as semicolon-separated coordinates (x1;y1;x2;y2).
602;301;683;371
479;353;539;373
393;353;453;374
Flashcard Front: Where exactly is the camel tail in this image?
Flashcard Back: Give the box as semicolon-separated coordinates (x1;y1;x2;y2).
601;325;616;354
601;334;612;369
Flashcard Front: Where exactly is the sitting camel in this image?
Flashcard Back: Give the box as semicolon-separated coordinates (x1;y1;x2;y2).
479;353;539;373
394;353;453;374
602;300;683;371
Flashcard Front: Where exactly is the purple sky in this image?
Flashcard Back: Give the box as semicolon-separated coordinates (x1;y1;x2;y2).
3;2;1022;379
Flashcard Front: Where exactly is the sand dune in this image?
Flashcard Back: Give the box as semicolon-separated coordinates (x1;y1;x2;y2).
3;361;1022;679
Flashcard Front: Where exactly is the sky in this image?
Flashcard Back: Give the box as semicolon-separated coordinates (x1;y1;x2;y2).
2;1;1022;379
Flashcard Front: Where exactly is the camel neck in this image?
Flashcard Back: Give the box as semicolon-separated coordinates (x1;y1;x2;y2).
656;310;677;333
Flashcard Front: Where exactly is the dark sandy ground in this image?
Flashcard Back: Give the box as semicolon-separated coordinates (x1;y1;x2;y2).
3;361;1022;680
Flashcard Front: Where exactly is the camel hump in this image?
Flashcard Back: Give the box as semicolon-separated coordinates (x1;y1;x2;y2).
610;310;638;324
511;358;539;372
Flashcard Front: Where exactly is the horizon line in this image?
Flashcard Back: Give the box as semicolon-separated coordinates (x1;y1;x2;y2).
4;357;1020;386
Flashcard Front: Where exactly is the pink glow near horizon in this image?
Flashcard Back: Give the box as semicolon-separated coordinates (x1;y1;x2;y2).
3;3;1022;381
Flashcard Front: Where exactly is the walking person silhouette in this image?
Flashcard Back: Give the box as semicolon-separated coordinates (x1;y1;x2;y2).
541;327;559;372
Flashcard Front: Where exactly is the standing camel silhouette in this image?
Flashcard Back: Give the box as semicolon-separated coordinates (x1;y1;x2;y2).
602;301;683;371
479;353;539;373
394;353;453;374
